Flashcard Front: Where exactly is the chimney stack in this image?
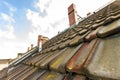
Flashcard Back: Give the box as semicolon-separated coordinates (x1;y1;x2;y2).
68;3;78;27
37;35;42;47
37;35;49;51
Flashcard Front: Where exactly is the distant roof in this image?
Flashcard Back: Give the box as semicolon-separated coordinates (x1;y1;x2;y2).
0;59;13;64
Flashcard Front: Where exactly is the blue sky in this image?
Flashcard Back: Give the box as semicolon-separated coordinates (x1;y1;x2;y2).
0;0;112;59
0;0;35;38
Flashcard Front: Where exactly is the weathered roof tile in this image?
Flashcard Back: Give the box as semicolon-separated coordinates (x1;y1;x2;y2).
97;19;120;38
1;1;120;80
49;45;81;73
37;71;65;80
66;39;97;74
24;70;46;80
6;64;29;80
85;27;101;41
13;67;37;80
86;33;120;79
64;74;87;80
39;50;65;69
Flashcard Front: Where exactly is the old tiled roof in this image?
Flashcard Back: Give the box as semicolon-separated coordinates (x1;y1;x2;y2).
0;0;120;80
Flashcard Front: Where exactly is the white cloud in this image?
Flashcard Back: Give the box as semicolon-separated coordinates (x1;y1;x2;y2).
1;13;15;23
0;12;17;58
26;0;69;45
0;22;17;59
0;13;16;39
34;0;52;13
0;40;30;59
0;26;15;39
0;0;112;59
3;1;16;12
26;0;112;46
0;2;30;59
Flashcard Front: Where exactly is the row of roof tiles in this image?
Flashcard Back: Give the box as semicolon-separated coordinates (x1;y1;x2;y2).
41;18;120;55
43;0;120;50
4;29;120;80
3;18;118;80
0;0;120;80
5;64;87;80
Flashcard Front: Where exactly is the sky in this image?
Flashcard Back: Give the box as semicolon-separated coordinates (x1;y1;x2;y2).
0;0;113;59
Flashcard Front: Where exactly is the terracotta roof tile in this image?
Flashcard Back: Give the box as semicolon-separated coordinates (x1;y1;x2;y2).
33;53;50;66
85;27;101;41
24;70;46;80
6;64;29;80
37;71;65;80
49;46;80;73
97;19;120;38
12;67;37;80
64;74;87;80
39;50;63;69
1;1;120;80
35;51;58;68
86;33;120;79
66;39;98;74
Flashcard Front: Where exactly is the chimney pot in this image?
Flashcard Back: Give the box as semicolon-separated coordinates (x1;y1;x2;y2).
31;44;33;49
27;47;30;52
17;53;22;58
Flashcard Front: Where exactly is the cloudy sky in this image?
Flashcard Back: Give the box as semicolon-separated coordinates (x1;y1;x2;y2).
0;0;113;59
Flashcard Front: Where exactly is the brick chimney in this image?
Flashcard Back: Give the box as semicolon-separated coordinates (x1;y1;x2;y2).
37;35;42;47
68;3;78;27
37;35;49;51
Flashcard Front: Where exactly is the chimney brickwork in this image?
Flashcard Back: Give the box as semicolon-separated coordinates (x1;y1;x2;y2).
68;3;78;26
37;35;49;51
37;35;42;47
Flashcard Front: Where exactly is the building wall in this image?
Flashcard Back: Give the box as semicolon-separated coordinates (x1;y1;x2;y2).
0;63;8;71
